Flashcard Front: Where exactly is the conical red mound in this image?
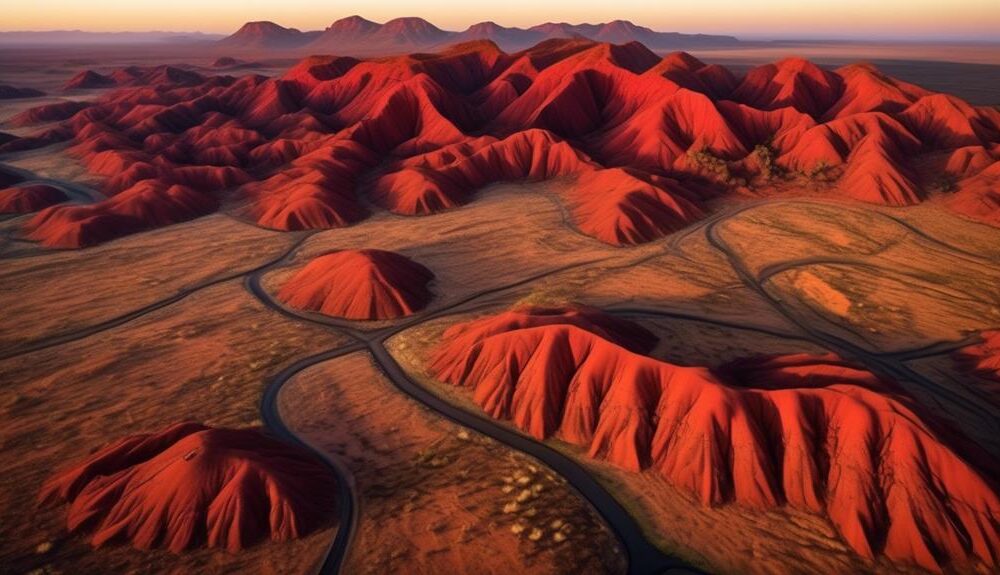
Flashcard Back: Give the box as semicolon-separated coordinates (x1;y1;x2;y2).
38;422;336;553
430;307;1000;572
0;184;67;213
7;41;1000;246
277;249;434;320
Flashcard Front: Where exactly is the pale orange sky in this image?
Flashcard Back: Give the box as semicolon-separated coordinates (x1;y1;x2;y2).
3;0;1000;40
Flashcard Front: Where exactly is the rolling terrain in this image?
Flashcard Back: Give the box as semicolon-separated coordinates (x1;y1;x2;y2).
0;34;998;575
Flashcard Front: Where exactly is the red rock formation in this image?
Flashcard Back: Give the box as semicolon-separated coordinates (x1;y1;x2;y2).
220;16;739;54
431;305;658;356
948;159;1000;224
278;249;434;320
0;84;44;99
7;101;89;127
62;66;207;93
25;181;216;248
825;64;930;120
217;21;316;49
953;330;1000;401
39;422;335;552
568;168;701;245
0;184;67;213
7;41;1000;246
430;307;1000;572
63;70;116;91
370;129;701;244
731;58;843;118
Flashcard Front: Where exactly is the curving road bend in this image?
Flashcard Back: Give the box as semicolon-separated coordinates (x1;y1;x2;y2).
247;197;999;575
704;217;1000;448
0;232;317;362
245;261;705;575
0;161;105;203
260;343;366;575
5;189;991;575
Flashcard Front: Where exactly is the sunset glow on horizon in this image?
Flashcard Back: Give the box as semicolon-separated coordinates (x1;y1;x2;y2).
3;0;1000;41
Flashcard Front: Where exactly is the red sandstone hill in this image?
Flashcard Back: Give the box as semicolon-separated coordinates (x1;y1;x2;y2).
217;16;739;54
63;65;207;92
953;330;1000;402
453;22;545;50
278;249;434;320
955;331;1000;379
7;100;89;127
4;40;1000;248
63;70;116;90
39;422;335;552
0;84;44;99
25;180;216;248
217;21;319;50
0;184;67;213
429;306;1000;572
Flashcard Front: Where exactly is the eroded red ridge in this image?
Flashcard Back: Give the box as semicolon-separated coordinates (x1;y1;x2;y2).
39;422;336;553
24;180;216;248
0;184;67;213
5;41;999;248
430;306;1000;572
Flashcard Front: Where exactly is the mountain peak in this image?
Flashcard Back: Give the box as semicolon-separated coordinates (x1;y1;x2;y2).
218;20;309;48
328;15;380;30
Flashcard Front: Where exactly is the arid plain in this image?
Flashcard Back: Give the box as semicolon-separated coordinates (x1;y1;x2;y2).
1;18;999;575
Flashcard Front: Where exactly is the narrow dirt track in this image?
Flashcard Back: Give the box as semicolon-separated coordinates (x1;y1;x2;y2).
5;192;995;574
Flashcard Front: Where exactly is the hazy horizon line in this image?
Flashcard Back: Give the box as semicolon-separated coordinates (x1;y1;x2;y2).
1;24;999;45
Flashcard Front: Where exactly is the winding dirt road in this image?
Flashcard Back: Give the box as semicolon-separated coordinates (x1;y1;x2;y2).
4;193;994;575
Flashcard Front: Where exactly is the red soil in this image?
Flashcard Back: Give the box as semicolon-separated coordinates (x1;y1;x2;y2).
39;422;336;553
0;184;67;213
430;306;1000;572
277;249;434;320
7;40;1000;248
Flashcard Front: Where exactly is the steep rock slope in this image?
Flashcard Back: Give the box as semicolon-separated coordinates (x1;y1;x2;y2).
6;41;1000;248
278;249;434;320
430;306;1000;572
39;422;336;552
0;184;67;213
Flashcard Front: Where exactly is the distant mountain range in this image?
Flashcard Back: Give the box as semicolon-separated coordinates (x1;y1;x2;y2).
217;16;742;53
0;30;223;46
